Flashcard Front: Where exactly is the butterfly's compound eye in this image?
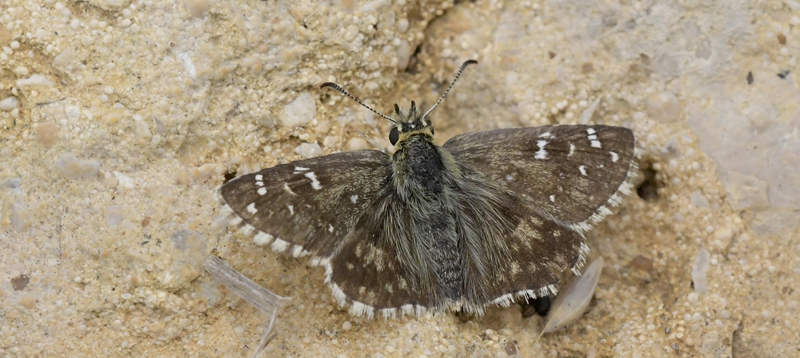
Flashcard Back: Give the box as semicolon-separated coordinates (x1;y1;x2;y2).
389;127;400;145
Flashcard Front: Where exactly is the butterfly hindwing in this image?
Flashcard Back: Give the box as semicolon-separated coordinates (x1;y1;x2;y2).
443;125;636;232
476;199;588;308
449;166;586;311
327;188;435;318
217;150;391;260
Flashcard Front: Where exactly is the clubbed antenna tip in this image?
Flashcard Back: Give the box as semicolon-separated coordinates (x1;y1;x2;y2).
422;59;478;119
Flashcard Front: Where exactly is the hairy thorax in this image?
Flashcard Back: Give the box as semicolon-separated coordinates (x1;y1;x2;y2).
392;135;463;302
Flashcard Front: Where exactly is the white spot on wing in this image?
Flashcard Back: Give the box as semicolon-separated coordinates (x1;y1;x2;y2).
304;172;322;190
255;181;264;187
610;151;619;162
292;245;304;258
505;175;513;181
350;195;358;204
382;308;397;319
246;202;258;214
549;195;555;203
293;166;310;174
579;165;587;176
587;129;602;148
350;301;375;319
254;232;273;245
535;140;548;160
568;143;576;156
330;282;347;305
539;131;551;138
257;187;267;195
492;293;514;307
328;224;334;233
255;174;263;181
288;205;294;214
283;183;297;195
310;257;330;266
271;238;289;252
239;224;255;236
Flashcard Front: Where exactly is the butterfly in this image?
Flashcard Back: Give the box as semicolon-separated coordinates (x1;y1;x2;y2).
216;60;637;319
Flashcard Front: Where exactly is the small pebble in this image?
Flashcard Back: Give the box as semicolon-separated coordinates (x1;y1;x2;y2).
0;96;18;111
114;171;135;189
104;205;124;226
691;248;710;293
687;292;699;303
16;74;54;88
347;137;369;151
342;321;352;331
397;19;409;32
504;342;518;355
630;255;653;271
55;153;101;179
10;202;27;231
282;92;316;128
295;143;322;158
692;313;702;322
13;66;29;76
646;91;681;123
37;123;59;146
185;0;212;17
11;274;30;291
690;191;710;208
54;48;75;66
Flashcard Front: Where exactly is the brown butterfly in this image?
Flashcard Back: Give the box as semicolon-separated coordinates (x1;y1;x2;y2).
217;60;637;318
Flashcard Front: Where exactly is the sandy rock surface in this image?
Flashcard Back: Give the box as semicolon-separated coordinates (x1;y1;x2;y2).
1;0;798;357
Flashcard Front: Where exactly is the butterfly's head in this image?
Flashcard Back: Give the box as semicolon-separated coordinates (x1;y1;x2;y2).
388;101;434;146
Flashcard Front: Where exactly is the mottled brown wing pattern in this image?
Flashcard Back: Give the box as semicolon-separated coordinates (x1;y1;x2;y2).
443;125;637;232
217;150;391;261
216;125;636;318
475;201;589;308
327;188;436;318
450;166;588;312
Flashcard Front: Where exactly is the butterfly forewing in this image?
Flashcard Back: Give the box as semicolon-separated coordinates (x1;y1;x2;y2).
217;150;391;259
443;125;636;231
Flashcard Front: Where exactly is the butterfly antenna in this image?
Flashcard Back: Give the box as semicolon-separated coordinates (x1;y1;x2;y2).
422;59;478;119
320;82;396;123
